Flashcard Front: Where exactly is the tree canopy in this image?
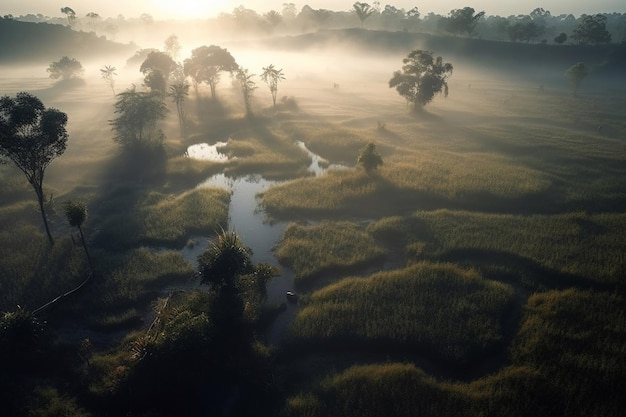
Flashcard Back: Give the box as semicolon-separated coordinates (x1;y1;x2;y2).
260;64;285;108
0;92;68;244
572;14;612;45
389;50;453;109
443;7;485;37
183;45;239;99
47;56;84;81
140;51;178;94
357;142;383;173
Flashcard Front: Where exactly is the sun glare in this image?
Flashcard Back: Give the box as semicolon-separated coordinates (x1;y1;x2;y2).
152;0;230;19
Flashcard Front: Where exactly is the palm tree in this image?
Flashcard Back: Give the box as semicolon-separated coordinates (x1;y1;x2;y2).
168;81;189;137
64;200;93;272
353;2;375;27
260;64;286;108
198;230;252;290
100;65;117;95
236;68;257;116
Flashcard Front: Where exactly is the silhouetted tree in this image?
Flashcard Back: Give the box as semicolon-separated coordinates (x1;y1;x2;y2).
64;200;93;271
47;56;84;81
443;7;485;37
140;51;178;94
565;62;589;96
168;81;189;137
0;92;68;244
357;142;383;173
554;32;568;44
237;68;257;116
353;2;375;27
265;10;283;32
260;64;285;108
85;12;100;30
389;50;453;109
183;45;239;99
110;86;167;150
572;14;612;45
100;65;117;95
199;230;252;290
60;7;76;28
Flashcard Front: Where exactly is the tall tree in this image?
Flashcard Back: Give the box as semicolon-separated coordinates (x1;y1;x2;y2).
444;7;485;37
260;64;286;108
565;62;589;96
389;50;453;109
109;86;167;150
64;200;93;272
183;45;239;99
140;51;178;94
100;65;117;95
0;92;68;244
60;7;76;28
353;2;375;27
163;34;181;60
571;14;612;45
265;10;283;32
167;81;190;137
236;68;257;116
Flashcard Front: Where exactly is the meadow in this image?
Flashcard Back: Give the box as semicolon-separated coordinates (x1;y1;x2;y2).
1;32;625;417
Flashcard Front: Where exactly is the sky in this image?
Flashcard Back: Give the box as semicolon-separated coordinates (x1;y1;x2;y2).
2;1;625;20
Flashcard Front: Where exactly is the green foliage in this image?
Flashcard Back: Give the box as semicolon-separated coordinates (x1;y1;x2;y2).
47;56;83;80
443;7;485;37
63;200;87;228
571;14;612;45
0;92;68;244
389;50;453;108
260;64;285;107
183;45;239;99
288;262;514;363
109;86;167;150
139;51;178;93
198;229;253;288
236;68;257;115
28;387;90;417
276;220;385;285
357;142;383;173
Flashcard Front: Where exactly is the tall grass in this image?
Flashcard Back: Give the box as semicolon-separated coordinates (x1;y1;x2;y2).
287;262;515;364
368;210;626;286
275;220;385;285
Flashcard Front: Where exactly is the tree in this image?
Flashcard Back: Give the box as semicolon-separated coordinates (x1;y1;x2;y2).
554;32;568;44
183;45;239;99
0;92;68;244
60;7;76;28
443;7;485;37
264;10;283;32
47;56;84;81
565;62;589;96
164;34;181;60
389;50;453;109
199;230;253;290
109;86;167;150
100;65;117;95
353;2;375;27
357;142;383;173
571;14;612;45
140;51;178;94
168;81;189;137
64;200;93;272
260;64;285;108
236;68;257;116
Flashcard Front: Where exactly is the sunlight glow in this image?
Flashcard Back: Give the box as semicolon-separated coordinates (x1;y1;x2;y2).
151;0;230;19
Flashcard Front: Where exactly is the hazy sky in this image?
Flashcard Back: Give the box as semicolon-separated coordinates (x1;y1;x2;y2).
2;1;625;20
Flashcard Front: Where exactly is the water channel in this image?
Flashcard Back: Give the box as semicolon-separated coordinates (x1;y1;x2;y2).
181;140;346;345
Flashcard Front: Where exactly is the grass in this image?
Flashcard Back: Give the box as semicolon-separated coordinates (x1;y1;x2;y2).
368;210;626;287
275;220;386;286
287;262;515;364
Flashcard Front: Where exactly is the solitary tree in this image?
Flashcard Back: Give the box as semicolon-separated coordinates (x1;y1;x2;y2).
47;56;84;81
64;200;93;271
264;10;283;32
236;68;257;116
565;62;589;96
0;92;68;244
163;34;181;60
183;45;239;99
353;2;375;27
199;230;252;290
260;64;285;108
168;81;190;137
554;32;568;44
110;86;167;150
389;50;453;110
100;65;117;95
571;14;612;45
60;6;76;28
357;142;383;173
140;51;178;94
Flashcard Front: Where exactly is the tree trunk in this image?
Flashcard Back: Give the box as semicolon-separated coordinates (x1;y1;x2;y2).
78;226;94;272
35;186;54;245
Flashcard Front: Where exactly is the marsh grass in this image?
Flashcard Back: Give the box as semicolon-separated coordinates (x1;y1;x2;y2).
287;262;515;365
275;221;386;286
368;210;626;287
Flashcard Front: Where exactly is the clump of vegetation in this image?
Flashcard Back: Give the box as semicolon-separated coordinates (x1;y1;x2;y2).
47;56;84;81
287;262;515;364
357;142;383;173
275;220;386;285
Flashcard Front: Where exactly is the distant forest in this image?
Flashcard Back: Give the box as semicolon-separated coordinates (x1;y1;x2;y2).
2;4;625;45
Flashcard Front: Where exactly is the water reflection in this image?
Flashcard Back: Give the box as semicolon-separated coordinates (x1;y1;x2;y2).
186;141;229;161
